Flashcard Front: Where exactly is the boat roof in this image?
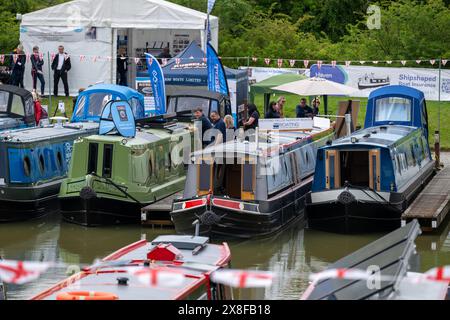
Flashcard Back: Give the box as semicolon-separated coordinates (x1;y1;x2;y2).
368;85;424;102
327;125;417;149
81;84;143;98
304;220;421;300
0;122;99;143
0;84;33;99
32;235;231;300
193;127;332;158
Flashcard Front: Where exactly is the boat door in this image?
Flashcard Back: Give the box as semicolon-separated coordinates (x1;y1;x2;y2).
197;157;213;196
369;149;381;191
325;150;340;189
241;157;256;201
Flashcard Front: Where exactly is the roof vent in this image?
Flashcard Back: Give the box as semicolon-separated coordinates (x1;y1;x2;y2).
147;243;183;261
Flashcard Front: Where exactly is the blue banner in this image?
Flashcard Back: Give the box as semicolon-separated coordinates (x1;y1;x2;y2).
99;103;114;135
207;43;229;96
145;53;166;116
99;101;136;138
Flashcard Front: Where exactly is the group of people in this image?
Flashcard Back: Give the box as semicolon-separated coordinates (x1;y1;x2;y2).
193;107;235;147
265;96;321;119
9;44;72;97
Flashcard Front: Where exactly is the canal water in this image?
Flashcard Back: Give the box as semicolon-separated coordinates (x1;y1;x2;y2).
1;213;449;300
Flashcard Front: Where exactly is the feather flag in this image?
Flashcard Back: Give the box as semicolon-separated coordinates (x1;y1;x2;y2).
207;43;229;96
145;52;167;115
0;260;51;285
211;270;274;288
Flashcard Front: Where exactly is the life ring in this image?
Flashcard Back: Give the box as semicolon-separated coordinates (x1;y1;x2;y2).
56;291;119;301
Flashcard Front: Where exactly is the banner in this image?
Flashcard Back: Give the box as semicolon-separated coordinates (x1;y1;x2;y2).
145;53;166;115
309;64;450;101
207;43;229;96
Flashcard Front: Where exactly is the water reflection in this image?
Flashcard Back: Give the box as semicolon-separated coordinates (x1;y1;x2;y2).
0;213;449;300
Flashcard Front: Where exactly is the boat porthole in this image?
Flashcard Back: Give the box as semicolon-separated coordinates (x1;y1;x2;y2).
23;156;31;177
39;154;45;174
57;151;63;169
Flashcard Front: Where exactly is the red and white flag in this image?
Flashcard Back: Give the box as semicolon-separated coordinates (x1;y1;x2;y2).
264;58;271;66
51;53;56;62
386;60;393;64
277;59;283;68
252;57;258;62
13;54;18;64
211;270;274;288
126;267;185;288
39;53;44;60
359;61;366;65
345;61;351;67
0;260;51;285
442;59;448;66
310;268;372;283
425;266;450;283
317;60;323;69
401;60;407;66
416;60;422;64
175;58;181;65
289;59;296;67
0;55;5;64
331;60;337;68
134;57;141;64
303;60;309;68
79;55;86;62
430;59;436;65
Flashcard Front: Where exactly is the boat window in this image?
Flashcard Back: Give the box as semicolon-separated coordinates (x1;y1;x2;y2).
23;156;31;177
56;151;63;170
211;100;220;116
102;144;114;178
172;97;210;115
375;97;412;122
87;143;98;174
75;95;87;117
0;91;9;112
266;156;292;195
79;93;115;118
10;94;24;116
38;154;45;174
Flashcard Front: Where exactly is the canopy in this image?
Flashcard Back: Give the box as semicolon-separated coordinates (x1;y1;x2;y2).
272;77;356;97
249;73;307;114
21;0;219;31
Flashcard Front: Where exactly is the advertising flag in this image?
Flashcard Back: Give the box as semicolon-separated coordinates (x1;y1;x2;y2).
207;43;229;96
145;52;167;115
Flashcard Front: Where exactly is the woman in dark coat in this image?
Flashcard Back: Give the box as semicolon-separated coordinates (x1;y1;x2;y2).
265;101;281;119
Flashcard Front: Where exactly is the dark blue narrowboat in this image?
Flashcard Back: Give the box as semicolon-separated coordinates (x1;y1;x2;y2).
0;85;36;131
0;84;145;222
306;85;435;233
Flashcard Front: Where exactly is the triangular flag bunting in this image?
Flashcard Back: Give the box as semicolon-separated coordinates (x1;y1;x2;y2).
442;59;448;66
50;53;56;62
264;58;271;66
303;60;309;68
345;61;351;67
317;60;323;69
416;60;421;64
430;59;436;65
252;57;258;62
175;58;181;65
79;55;86;62
13;54;18;63
401;60;407;66
359;61;366;65
372;61;378;64
386;60;392;64
331;60;337;67
277;59;283;68
289;59;296;67
134;57;141;64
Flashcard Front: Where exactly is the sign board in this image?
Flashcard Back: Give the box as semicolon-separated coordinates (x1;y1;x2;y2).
313;117;331;129
99;101;136;138
259;118;314;131
135;77;155;117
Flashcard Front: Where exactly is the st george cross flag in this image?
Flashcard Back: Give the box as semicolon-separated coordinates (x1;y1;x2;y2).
210;270;274;288
0;260;51;284
145;52;167;115
125;267;185;287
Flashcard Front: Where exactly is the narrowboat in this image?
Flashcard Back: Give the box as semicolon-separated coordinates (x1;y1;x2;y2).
59;89;233;227
31;234;233;300
0;85;36;131
0;84;145;222
358;73;390;90
170;118;334;239
306;85;435;233
302;220;449;300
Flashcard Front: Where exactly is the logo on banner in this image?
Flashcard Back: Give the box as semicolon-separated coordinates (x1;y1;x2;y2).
310;64;348;84
99;101;136;138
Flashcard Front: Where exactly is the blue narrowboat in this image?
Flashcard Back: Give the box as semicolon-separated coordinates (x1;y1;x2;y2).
0;85;36;131
306;85;435;233
0;84;145;222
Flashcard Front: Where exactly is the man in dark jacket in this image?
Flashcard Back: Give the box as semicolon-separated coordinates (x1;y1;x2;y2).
194;107;213;147
296;98;314;118
210;111;227;144
117;47;128;86
51;45;72;97
31;46;45;96
10;45;26;88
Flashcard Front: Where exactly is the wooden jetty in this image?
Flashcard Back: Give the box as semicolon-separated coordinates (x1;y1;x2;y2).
141;192;183;227
402;166;450;231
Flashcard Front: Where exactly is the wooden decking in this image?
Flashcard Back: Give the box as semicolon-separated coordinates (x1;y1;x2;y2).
402;166;450;231
141;192;183;228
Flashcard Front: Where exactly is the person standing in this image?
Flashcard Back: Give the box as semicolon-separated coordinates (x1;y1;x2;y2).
296;98;314;118
10;45;26;88
243;103;260;131
117;48;128;86
312;97;321;116
210;111;227;144
51;45;71;97
277;96;286;118
30;46;45;96
194;107;213;147
265;101;281;119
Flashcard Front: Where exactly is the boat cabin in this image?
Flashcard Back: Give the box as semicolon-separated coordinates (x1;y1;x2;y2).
72;84;145;123
0;85;35;131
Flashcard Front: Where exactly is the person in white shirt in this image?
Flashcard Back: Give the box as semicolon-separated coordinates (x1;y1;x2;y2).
51;45;72;97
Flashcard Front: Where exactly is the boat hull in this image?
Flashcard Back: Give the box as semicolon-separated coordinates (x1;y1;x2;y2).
171;181;310;239
60;196;146;227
